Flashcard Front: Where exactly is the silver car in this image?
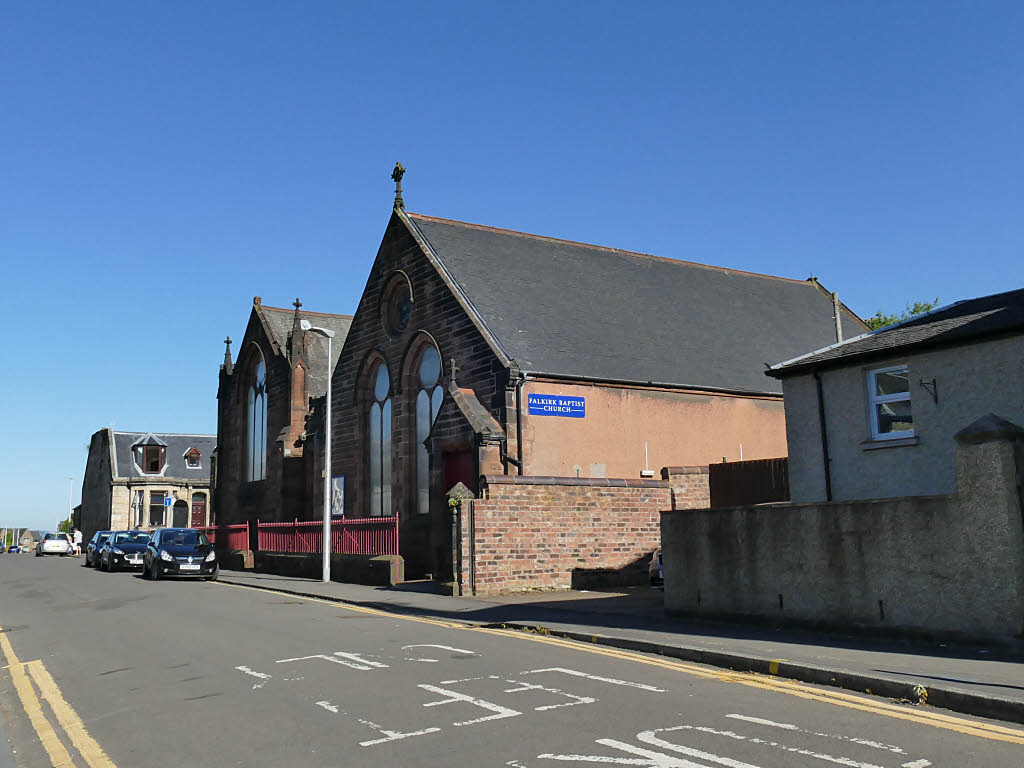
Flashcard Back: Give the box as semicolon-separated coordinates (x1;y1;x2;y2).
649;549;663;587
35;532;73;557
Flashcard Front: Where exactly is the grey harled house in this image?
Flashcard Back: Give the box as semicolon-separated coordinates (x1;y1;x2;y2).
767;287;1024;502
80;429;216;540
326;168;871;580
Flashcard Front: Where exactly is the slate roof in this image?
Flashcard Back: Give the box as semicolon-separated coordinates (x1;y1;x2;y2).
111;431;217;479
767;288;1024;378
259;305;353;396
406;213;865;395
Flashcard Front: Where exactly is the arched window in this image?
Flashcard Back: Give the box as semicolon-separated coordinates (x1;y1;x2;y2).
416;346;443;515
247;357;267;481
368;361;392;517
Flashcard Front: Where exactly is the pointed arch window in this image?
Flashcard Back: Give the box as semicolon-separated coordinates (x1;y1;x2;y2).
416;346;443;515
247;357;267;481
368;361;392;517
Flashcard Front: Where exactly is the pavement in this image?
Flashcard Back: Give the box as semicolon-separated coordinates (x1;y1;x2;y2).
218;569;1024;725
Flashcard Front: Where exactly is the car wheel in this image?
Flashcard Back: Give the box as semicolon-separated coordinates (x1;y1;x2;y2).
205;565;219;582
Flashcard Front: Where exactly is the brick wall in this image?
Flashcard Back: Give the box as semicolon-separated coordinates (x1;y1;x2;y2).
457;475;670;596
661;466;710;510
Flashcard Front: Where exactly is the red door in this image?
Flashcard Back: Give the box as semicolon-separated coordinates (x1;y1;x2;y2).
443;449;475;496
190;493;207;527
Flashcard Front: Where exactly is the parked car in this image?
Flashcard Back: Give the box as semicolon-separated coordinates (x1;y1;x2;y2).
99;530;151;572
649;549;663;588
142;528;218;581
6;545;21;554
36;532;73;557
85;531;112;567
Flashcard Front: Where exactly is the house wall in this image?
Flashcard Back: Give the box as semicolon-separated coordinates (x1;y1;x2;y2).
522;380;786;478
661;429;1024;640
459;476;671;596
783;334;1024;502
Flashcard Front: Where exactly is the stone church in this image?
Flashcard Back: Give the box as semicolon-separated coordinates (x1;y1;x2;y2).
326;166;867;579
214;297;352;533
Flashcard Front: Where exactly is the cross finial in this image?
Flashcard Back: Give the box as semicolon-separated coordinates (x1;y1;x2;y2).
392;162;405;210
293;297;302;311
448;358;459;384
223;336;233;374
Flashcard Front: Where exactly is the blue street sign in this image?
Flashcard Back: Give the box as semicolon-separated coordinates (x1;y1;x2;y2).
163;496;172;507
528;394;586;418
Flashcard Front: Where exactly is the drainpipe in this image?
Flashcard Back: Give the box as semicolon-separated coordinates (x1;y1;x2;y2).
515;372;529;476
814;370;833;501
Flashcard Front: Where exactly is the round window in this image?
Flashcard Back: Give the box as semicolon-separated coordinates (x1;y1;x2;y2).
381;274;413;336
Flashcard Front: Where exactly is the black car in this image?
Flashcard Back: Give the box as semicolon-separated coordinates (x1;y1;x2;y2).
85;531;112;567
143;528;218;581
99;530;151;572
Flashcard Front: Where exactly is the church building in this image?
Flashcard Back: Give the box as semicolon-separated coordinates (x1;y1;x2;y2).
327;166;867;579
214;297;352;532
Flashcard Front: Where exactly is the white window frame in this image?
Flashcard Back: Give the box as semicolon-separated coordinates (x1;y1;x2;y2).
867;364;914;440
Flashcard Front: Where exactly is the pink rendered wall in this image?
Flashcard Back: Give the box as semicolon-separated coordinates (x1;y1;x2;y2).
520;380;787;479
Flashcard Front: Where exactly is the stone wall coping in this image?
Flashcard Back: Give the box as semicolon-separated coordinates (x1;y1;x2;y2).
660;466;710;478
482;475;668;489
658;492;954;516
954;413;1024;445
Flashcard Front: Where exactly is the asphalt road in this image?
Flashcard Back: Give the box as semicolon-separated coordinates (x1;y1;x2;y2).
1;556;1022;767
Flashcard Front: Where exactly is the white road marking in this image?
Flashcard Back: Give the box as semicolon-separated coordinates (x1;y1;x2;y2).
275;652;387;671
524;667;666;693
235;665;271;689
316;701;340;714
334;652;388;668
503;679;597;710
614;735;763;768
640;727;886;768
726;715;798;730
725;714;906;754
406;657;439;663
402;643;476;655
420;683;522;726
901;762;932;768
359;725;441;747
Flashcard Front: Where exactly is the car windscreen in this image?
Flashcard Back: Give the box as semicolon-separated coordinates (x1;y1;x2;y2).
163;531;208;547
128;532;151;543
44;533;66;541
98;534;110;543
112;532;133;544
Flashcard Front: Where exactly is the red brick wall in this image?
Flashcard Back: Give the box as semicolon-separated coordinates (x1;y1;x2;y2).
458;476;670;596
661;466;711;510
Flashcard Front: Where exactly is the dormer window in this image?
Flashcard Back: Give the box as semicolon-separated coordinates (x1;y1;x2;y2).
137;445;165;473
184;448;202;469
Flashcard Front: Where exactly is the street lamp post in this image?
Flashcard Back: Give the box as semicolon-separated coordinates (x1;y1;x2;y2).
301;319;335;583
67;476;73;529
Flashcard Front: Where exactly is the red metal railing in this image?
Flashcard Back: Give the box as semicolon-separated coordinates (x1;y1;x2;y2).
257;517;399;556
194;523;250;551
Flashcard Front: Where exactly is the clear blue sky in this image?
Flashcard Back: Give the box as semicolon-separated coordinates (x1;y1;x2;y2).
2;2;1022;531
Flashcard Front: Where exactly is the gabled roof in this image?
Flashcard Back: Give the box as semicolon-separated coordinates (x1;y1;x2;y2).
257;304;353;396
111;431;216;479
767;288;1024;378
404;212;865;395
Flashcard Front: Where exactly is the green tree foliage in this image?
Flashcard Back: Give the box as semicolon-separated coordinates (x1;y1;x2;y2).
865;298;940;331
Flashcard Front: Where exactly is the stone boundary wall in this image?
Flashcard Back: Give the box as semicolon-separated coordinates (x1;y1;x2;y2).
459;475;671;596
661;417;1024;640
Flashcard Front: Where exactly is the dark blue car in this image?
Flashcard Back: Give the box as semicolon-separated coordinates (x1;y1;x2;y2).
99;530;151;572
142;528;218;581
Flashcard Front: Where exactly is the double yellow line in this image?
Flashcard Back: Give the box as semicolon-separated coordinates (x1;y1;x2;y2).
0;626;116;767
220;581;1024;746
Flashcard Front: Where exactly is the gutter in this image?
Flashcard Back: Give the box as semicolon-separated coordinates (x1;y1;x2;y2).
518;369;782;399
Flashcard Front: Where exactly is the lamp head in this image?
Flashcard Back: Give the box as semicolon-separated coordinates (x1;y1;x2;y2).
300;319;312;331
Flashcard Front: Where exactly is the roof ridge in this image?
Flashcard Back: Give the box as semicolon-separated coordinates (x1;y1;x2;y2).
112;431;216;437
407;211;812;286
260;304;354;319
